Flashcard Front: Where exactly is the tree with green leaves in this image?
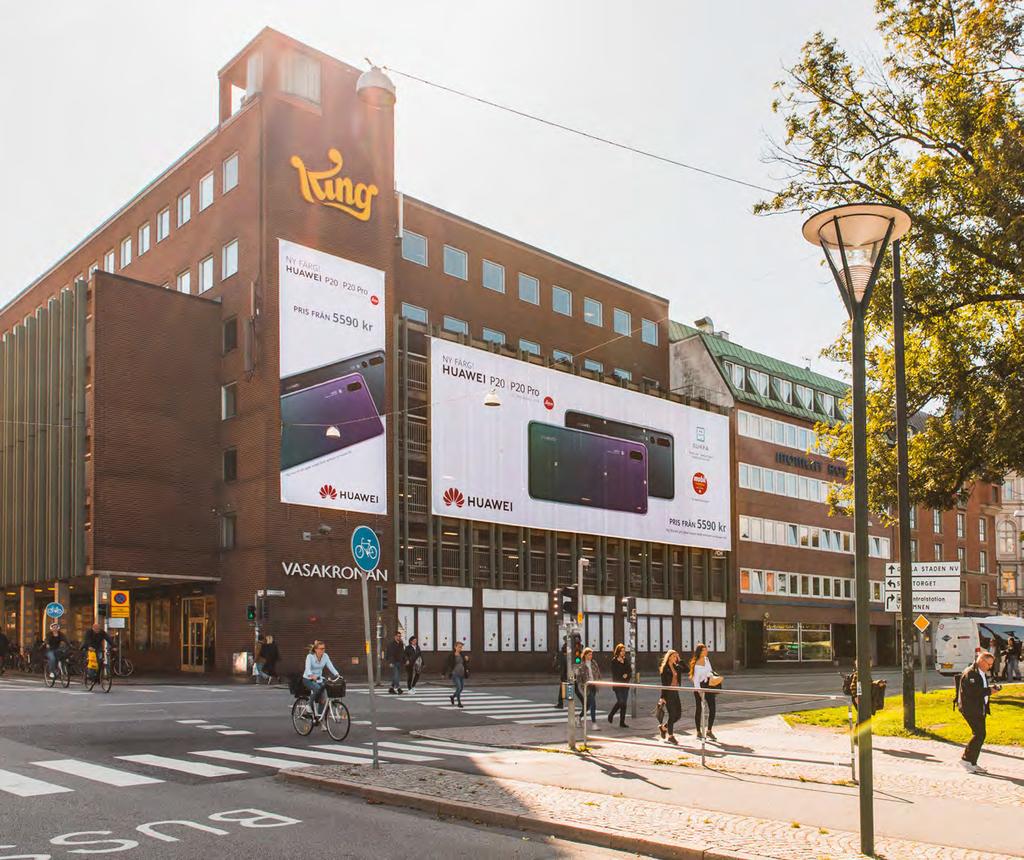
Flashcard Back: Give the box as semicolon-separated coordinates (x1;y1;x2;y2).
758;0;1024;516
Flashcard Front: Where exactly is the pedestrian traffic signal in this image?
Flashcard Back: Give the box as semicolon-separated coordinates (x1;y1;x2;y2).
246;604;256;622
571;633;583;664
561;585;578;618
258;598;269;622
621;596;637;624
551;587;562;614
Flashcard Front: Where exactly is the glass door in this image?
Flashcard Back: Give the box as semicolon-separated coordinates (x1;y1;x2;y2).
181;597;207;672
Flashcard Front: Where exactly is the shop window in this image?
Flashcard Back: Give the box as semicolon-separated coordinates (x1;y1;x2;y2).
152;600;171;649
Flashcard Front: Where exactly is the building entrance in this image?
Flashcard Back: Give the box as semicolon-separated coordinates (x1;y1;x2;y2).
181;596;215;672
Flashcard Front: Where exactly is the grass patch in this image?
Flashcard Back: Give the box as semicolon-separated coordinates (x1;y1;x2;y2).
786;687;1024;746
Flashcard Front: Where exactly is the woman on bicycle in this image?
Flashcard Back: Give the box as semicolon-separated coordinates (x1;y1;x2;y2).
303;640;339;719
45;624;68;679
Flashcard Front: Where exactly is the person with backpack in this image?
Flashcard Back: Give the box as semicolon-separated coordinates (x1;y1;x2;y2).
404;635;423;694
956;650;1001;773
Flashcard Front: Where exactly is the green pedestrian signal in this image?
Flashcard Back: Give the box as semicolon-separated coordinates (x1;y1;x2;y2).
246;604;256;622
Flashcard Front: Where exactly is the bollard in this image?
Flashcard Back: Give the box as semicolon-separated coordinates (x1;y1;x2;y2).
582;681;588;749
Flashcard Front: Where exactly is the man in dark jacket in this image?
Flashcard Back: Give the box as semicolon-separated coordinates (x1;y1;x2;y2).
386;632;405;694
957;650;1000;773
1003;634;1021;682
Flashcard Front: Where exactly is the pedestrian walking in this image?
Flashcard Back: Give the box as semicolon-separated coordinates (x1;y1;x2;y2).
444;641;469;707
575;647;601;728
607;643;632;728
554;637;568;709
405;635;423;693
657;649;683;744
1003;633;1021;682
956;649;1001;773
386;631;405;694
255;635;280;683
0;629;9;674
690;642;720;741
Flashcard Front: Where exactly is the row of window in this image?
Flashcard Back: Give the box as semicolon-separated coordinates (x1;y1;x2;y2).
166;240;240;296
723;361;846;420
738;462;843;506
401;231;658;345
738;410;826;454
88;154;239;284
740;568;882;602
909;507;992;544
739;515;891;559
400;304;642;383
909;539;988;572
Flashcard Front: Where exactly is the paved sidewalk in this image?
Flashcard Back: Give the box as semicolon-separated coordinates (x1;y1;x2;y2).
281;761;1015;860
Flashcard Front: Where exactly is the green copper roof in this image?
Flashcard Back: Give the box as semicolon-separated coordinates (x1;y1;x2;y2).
669;320;849;423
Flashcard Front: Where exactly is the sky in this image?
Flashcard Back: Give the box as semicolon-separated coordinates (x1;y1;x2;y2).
0;1;882;377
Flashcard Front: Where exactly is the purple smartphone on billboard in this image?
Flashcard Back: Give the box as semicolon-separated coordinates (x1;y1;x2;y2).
280;372;383;470
527;422;649;514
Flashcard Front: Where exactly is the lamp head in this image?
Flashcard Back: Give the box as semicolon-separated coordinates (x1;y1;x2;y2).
325;425;342;439
483;389;501;407
356;65;396;107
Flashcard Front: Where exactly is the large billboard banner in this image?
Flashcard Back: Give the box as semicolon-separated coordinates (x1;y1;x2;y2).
278;239;386;513
430;339;730;549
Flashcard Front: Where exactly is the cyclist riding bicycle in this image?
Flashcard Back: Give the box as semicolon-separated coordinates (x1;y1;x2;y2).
45;624;69;679
82;622;113;672
303;639;340;721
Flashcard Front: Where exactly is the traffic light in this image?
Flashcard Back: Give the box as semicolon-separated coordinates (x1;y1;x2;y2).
571;632;583;665
551;587;562;615
259;598;269;622
621;596;637;625
246;604;256;623
561;585;578;618
377;585;389;612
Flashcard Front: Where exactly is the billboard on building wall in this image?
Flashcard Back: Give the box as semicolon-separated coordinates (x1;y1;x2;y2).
278;239;386;513
430;339;730;549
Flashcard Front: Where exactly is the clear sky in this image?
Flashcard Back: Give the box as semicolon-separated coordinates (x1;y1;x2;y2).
0;1;881;376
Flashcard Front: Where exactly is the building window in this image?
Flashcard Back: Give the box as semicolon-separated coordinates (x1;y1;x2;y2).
909;507;917;529
773;378;792;404
223;153;239;193
443;245;468;280
482;260;505;293
199;256;215;293
119;237;132;269
282;51;321;103
998;520;1018;555
934;542;943;561
401;231;428;266
401;303;428;324
221;383;237;419
519;338;540;356
177;191;191;226
980;550;988;574
613;368;632;382
482;327;505;346
979;517;987;541
910;539;918;562
794;384;813;409
138;223;151;256
223;448;238;482
613;308;631;336
518;273;539;305
553;349;573;366
583;358;603;374
748;369;769;396
958;546;966;567
727;362;745;391
933;509;942;532
1001;567;1017;596
199;172;214;211
981;582;990;606
641;318;658;346
583;297;603;327
443;315;468;335
157;207;170;241
177;270;191;294
88;263;98;278
220;513;236;550
956;512;965;538
552;286;572;316
222;239;239;279
222;317;238;354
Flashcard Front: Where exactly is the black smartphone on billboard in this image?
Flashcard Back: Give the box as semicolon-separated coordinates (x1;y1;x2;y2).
280;372;384;470
564;411;675;499
281;349;386;415
527;422;649;514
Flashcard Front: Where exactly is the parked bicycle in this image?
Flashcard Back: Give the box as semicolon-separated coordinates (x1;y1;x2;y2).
289;674;350;741
109;637;134;677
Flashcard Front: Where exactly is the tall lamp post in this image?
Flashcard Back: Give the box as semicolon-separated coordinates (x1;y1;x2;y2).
802;203;911;858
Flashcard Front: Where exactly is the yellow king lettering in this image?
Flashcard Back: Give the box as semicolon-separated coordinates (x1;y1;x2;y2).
290;147;379;222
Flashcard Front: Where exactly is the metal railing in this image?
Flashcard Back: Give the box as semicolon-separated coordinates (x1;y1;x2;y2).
582;679;856;779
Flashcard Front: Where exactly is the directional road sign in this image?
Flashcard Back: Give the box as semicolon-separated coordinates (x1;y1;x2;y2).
883;562;960;614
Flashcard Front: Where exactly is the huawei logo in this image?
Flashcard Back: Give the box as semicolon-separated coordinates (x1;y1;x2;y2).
319;484;338;500
443;488;465;508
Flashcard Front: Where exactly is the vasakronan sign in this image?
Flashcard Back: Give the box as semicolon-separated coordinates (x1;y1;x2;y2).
281;561;389;581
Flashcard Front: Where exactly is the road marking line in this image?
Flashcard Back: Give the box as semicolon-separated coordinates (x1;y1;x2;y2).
191;750;311;769
0;768;75;797
33;759;163;787
409;738;506;753
196;724;232;730
377;726;401;732
352;720;371;725
176;719;208;725
258;746;384;765
512;717;571;725
374;741;492;759
218;730;254;736
309;744;437;762
99;699;243;707
117;755;247;777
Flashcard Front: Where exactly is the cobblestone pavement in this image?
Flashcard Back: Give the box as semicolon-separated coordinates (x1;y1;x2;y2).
287;762;1017;860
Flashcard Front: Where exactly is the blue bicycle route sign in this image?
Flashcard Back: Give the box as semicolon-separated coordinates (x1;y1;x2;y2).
350;525;380;574
45;602;64;619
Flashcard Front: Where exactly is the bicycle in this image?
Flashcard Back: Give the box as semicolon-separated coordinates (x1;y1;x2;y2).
42;651;71;689
110;649;134;678
82;648;112;693
290;675;350;741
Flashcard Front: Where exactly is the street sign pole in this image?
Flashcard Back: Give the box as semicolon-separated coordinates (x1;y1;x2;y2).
360;571;380;769
918;627;928;695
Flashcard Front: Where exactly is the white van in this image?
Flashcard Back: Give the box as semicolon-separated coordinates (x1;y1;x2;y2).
935;615;1024;676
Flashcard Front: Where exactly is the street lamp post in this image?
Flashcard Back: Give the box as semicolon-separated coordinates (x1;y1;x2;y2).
803;203;911;858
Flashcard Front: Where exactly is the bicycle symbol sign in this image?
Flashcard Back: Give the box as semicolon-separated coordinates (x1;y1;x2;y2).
351;525;380;573
45;602;64;619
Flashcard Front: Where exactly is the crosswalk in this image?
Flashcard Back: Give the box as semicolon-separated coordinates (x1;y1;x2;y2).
352;686;602;725
0;737;513;799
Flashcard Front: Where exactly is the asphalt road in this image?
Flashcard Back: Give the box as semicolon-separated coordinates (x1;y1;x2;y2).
0;667;949;858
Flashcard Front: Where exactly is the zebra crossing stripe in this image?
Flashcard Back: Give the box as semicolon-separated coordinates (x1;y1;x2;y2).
404;738;500;753
33;759;163;787
258;746;412;765
190;750;310;769
308;744;438;762
374;741;489;759
176;719;208;725
116;755;247;777
0;768;74;797
218;730;254;736
196;724;232;730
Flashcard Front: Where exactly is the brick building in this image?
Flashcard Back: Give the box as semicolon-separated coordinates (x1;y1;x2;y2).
671;318;999;667
0;29;731;674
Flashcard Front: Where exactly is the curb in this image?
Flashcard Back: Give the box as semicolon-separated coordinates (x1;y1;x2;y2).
277;767;761;860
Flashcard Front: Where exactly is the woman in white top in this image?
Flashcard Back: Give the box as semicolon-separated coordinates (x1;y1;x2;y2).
303;640;340;719
689;642;718;741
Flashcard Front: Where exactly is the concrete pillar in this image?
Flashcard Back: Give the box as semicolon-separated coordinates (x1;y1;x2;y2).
93;573;111;632
18;586;37;651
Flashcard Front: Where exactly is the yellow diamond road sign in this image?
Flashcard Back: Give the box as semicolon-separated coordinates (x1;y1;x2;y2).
914;614;930;633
